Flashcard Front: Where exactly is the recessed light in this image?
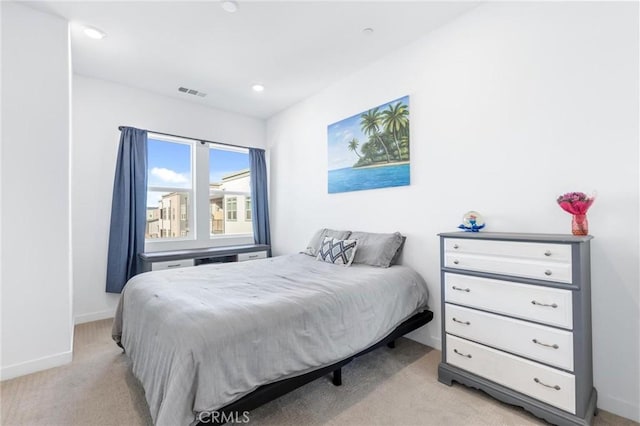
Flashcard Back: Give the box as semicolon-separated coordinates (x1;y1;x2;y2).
83;26;107;40
362;27;374;35
252;84;265;92
221;1;238;13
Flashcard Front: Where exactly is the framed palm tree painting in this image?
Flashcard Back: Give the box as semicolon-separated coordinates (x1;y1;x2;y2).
327;95;410;194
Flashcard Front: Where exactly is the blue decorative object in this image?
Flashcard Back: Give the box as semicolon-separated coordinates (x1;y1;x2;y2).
458;211;485;232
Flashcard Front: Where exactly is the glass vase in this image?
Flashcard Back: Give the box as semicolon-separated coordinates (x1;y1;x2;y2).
572;214;588;236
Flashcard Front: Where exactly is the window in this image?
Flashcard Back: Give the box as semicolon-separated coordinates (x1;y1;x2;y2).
146;138;192;241
209;146;251;236
245;197;251;221
226;197;237;221
146;134;252;245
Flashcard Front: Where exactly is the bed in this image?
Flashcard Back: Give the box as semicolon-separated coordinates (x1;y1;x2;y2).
113;252;431;426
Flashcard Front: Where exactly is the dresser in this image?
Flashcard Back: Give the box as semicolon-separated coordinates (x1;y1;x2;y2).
437;232;597;426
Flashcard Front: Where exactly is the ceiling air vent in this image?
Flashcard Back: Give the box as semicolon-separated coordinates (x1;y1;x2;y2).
178;86;207;98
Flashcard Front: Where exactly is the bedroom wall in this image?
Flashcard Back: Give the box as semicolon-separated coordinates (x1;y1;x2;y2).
1;2;73;379
71;75;265;324
266;1;639;421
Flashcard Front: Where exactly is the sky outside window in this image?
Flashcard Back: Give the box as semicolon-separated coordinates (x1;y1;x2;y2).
147;138;192;188
209;148;249;183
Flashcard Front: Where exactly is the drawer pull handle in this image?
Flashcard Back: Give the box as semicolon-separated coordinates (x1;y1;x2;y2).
531;300;558;308
453;349;472;359
544;270;552;276
531;300;558;309
167;264;182;268
544;250;552;257
452;318;470;325
452;286;471;293
532;339;559;349
453;244;459;249
453;260;460;265
534;377;561;391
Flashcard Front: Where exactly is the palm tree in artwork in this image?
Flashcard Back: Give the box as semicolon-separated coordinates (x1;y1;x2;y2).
381;102;409;160
347;138;362;159
360;108;391;163
360;141;377;163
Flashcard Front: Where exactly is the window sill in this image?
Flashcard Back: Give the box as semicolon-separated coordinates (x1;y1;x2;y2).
145;234;254;253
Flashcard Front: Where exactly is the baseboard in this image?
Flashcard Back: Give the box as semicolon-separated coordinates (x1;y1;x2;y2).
405;329;441;350
74;309;114;325
428;336;441;350
1;350;72;381
598;393;640;423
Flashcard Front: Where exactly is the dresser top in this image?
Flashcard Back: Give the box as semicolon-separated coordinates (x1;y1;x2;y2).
438;231;593;243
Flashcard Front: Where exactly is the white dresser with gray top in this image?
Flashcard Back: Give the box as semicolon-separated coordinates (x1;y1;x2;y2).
437;232;597;426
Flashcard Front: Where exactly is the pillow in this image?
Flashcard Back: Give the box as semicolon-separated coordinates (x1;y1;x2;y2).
316;237;358;266
349;231;404;268
390;236;407;266
303;228;351;257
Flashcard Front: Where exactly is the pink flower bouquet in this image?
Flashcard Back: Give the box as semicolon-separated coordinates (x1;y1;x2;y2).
556;192;595;235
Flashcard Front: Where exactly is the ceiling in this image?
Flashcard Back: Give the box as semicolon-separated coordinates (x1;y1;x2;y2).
27;1;478;119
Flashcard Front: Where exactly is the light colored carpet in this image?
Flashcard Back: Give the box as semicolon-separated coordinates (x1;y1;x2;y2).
1;319;636;426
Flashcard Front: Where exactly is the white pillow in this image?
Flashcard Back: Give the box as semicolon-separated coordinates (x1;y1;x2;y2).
316;237;358;266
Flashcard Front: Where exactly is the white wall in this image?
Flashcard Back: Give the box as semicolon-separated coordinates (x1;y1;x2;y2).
72;75;265;324
266;2;639;421
1;2;73;379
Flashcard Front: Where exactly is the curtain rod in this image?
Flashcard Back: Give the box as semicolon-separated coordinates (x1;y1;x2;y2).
118;126;250;150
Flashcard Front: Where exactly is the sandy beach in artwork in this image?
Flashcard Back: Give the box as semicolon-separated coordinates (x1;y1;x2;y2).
353;160;410;170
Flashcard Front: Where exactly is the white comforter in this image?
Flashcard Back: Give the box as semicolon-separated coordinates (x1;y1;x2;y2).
113;254;429;425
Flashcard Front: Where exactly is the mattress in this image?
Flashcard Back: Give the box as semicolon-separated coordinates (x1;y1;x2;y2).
113;253;430;425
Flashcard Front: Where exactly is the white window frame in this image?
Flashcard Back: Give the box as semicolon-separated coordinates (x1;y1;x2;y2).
145;135;254;252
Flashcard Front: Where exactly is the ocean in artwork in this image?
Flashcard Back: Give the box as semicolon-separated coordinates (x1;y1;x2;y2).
327;95;410;194
328;163;410;194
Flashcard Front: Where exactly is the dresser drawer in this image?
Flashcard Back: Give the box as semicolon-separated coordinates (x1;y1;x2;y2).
151;259;195;271
445;239;572;263
445;303;574;371
444;273;573;329
444;253;572;284
237;251;267;262
446;335;576;413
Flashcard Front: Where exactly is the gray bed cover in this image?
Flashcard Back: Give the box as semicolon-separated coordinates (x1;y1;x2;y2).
113;254;429;425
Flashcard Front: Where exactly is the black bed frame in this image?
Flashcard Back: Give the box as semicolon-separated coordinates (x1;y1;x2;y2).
196;310;434;425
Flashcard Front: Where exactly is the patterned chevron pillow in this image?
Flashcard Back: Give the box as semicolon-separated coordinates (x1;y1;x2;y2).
316;237;358;266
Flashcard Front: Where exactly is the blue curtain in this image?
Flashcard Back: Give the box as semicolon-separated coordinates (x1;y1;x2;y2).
106;127;148;293
249;148;271;248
